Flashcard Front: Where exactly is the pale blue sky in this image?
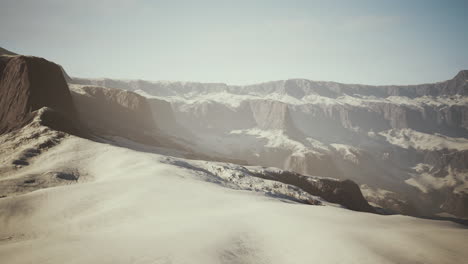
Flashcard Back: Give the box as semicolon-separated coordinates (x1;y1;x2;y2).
1;0;467;85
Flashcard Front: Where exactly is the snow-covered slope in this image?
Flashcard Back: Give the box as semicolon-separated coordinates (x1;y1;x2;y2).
1;129;467;264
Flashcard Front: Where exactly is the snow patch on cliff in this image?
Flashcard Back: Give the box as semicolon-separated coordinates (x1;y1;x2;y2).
406;164;468;194
379;129;468;151
331;144;360;164
230;129;328;156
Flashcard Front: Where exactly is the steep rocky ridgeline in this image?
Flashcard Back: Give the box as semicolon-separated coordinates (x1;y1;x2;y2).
0;55;82;136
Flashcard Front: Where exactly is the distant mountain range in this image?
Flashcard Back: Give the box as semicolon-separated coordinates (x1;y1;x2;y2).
70;69;468;219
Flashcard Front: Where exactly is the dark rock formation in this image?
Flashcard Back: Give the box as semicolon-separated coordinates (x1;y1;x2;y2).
253;170;375;213
0;55;82;135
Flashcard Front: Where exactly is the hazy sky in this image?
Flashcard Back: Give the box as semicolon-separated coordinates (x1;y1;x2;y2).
1;0;467;85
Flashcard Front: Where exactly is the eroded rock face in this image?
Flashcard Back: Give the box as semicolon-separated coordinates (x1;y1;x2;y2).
69;85;176;147
69;85;202;153
0;56;81;135
70;85;156;133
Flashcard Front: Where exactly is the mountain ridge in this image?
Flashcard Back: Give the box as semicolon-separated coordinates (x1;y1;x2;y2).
0;47;17;56
0;55;81;135
71;69;468;94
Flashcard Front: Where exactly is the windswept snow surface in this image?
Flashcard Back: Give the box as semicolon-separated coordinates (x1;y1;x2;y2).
1;136;467;264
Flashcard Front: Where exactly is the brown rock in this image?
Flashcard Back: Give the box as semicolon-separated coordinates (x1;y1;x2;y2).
0;55;82;135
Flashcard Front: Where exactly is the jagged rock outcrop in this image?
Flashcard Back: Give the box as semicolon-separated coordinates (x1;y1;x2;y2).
253;169;375;213
0;55;82;135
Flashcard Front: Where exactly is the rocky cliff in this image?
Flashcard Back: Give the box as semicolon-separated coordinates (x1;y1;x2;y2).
0;55;81;135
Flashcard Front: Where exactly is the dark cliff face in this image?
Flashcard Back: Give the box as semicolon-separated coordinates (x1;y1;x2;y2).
0;55;81;135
